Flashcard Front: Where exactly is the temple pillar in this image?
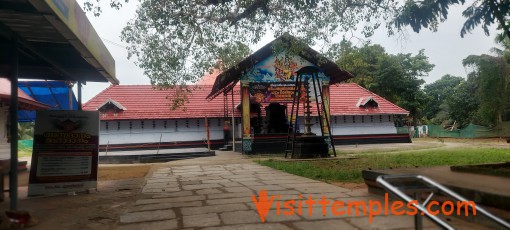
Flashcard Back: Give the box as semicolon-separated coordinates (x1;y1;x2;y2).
322;81;330;136
241;83;251;153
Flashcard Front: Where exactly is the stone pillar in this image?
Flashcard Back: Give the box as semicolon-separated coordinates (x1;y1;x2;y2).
241;83;251;153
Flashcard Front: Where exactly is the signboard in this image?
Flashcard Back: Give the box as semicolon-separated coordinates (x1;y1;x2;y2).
28;110;99;196
249;82;318;103
250;83;295;103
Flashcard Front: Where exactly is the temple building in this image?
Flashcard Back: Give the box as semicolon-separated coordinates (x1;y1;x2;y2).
84;37;409;154
205;35;409;154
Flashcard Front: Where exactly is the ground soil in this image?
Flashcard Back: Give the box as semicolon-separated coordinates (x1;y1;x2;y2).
329;182;367;190
0;164;152;229
97;164;152;181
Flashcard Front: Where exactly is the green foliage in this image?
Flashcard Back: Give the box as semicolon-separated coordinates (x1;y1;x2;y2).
423;74;464;122
334;41;434;125
463;54;510;127
17;122;34;140
424;38;510;128
394;0;510;40
394;0;464;34
444;78;479;127
257;147;510;183
117;0;400;89
84;0;510;113
331;40;386;89
83;0;130;16
18;140;33;157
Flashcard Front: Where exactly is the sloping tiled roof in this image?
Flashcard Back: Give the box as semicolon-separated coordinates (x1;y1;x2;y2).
0;78;50;110
83;85;241;120
330;83;408;115
96;98;127;110
207;34;353;99
196;69;221;85
84;83;407;120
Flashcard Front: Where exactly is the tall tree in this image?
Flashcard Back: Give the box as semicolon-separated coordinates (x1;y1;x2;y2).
83;0;509;94
334;41;434;126
463;54;510;126
374;51;433;126
334;40;386;89
423;74;464;120
444;75;479;127
117;0;398;87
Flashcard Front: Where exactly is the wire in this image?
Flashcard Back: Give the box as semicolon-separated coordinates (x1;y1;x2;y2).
100;37;128;50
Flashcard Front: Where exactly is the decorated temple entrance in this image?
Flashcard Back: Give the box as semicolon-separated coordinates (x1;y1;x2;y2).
207;34;353;154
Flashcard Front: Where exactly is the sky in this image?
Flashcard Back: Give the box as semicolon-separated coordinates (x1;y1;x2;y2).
77;1;499;102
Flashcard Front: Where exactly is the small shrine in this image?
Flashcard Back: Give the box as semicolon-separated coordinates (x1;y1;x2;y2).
207;34;353;156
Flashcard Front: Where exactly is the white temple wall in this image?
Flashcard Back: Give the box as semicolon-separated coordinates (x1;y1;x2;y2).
99;118;242;145
306;115;397;136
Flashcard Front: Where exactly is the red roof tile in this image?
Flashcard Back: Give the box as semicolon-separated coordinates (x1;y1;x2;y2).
195;70;221;85
329;83;408;115
83;83;408;121
83;85;241;120
0;78;50;110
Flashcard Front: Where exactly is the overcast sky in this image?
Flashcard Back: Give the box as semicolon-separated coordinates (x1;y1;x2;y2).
78;1;498;102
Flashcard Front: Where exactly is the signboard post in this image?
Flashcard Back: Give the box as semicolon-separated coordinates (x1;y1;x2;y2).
28;110;99;196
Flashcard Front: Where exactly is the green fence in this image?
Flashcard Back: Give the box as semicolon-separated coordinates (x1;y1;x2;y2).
396;127;409;134
428;122;510;138
18;139;33;150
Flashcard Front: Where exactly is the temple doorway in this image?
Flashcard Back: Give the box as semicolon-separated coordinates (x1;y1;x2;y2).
264;103;288;134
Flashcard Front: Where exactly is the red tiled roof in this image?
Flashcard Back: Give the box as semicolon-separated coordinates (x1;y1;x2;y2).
195;70;221;85
83;85;241;120
0;78;50;110
83;83;407;121
330;83;408;115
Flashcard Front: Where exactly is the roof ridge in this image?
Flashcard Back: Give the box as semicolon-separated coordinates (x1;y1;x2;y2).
83;84;115;107
350;83;408;113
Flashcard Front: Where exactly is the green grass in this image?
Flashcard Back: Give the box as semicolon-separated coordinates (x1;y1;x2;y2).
18;148;33;158
256;148;510;183
18;145;33;158
335;144;445;155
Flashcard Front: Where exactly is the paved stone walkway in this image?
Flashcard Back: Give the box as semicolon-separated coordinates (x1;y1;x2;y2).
117;152;486;230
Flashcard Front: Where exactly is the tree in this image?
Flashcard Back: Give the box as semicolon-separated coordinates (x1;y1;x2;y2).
333;40;387;89
423;74;464;121
463;54;510;126
444;76;479;127
394;0;510;40
17;122;34;140
82;0;510;97
374;51;433;126
334;41;434;126
115;0;400;88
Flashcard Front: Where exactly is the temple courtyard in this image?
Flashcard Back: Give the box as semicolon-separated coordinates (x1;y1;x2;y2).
2;141;505;229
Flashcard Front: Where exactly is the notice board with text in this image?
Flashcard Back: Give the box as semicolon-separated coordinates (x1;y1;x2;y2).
28;110;99;196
